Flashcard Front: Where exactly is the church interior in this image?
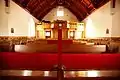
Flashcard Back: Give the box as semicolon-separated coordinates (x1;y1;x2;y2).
1;0;120;80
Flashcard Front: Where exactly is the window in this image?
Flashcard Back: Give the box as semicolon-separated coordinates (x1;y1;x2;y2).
45;31;51;38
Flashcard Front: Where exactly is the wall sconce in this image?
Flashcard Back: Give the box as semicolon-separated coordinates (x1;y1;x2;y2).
111;0;116;15
106;28;109;34
11;28;14;33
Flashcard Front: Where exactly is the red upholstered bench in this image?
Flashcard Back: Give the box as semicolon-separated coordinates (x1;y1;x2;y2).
1;77;118;80
0;53;2;69
1;52;120;70
62;54;120;70
1;77;57;80
1;52;58;70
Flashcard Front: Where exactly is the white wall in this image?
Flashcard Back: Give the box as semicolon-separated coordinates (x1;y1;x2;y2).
0;0;39;36
1;0;120;38
111;0;120;37
0;0;9;36
43;7;78;22
8;1;39;36
83;2;112;38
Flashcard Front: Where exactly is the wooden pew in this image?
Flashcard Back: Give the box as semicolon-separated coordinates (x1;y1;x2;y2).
62;44;106;53
0;44;10;52
15;44;106;53
1;52;58;70
27;40;47;45
1;52;120;79
1;52;120;71
62;54;120;70
107;42;120;53
15;44;58;53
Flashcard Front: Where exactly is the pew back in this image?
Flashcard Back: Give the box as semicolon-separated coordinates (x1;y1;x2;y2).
1;52;120;70
62;44;106;53
15;44;58;53
15;44;106;53
0;44;10;52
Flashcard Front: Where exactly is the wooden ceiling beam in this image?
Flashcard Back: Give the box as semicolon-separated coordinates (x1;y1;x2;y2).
38;7;53;20
27;0;40;14
80;0;94;14
91;0;110;8
56;0;65;5
37;0;57;20
64;2;83;21
20;0;31;8
66;0;86;19
12;0;110;21
75;1;89;15
66;7;83;21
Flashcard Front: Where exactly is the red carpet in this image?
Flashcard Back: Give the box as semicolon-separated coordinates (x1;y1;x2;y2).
47;40;73;44
1;52;120;70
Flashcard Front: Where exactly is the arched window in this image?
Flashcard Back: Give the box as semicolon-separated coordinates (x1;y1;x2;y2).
28;17;35;37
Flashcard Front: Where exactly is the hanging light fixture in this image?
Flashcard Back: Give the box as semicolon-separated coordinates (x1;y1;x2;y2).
57;6;64;17
111;0;116;15
4;0;10;14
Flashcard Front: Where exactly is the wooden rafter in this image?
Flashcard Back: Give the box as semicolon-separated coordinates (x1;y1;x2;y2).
12;0;110;21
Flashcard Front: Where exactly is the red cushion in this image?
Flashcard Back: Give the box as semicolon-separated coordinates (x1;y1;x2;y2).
1;77;57;80
1;52;120;70
1;52;58;70
62;54;120;70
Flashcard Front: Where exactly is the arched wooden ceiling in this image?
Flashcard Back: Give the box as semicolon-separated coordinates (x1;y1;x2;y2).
12;0;110;21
